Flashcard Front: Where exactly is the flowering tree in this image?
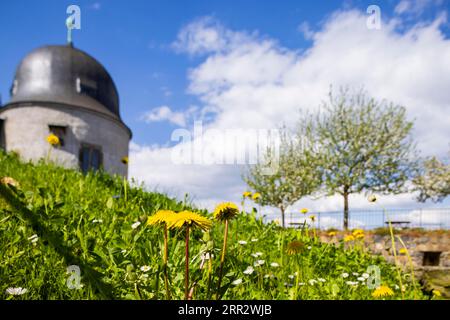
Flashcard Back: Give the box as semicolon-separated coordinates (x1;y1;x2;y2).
307;88;418;229
243;130;321;228
413;154;450;202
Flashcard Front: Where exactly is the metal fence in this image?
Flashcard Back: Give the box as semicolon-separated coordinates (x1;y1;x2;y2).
260;208;450;230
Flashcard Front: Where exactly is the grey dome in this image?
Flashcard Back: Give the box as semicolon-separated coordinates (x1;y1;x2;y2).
8;45;122;121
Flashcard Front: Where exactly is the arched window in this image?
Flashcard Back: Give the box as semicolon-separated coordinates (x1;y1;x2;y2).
48;125;67;147
79;144;103;173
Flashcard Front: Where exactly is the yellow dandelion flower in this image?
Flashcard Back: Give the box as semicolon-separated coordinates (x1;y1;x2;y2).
286;240;305;255
399;248;408;255
309;215;316;222
252;192;261;201
214;202;240;221
328;231;337;237
300;208;308;214
344;234;355;242
242;191;252;198
46;133;60;146
147;210;176;226
0;176;20;188
432;290;441;297
368;195;377;203
372;285;394;298
121;156;129;165
351;229;364;239
165;210;212;231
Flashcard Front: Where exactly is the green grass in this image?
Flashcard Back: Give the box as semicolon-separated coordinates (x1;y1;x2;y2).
0;151;428;300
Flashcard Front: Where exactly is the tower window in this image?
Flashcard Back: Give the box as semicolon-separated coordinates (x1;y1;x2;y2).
79;144;103;173
76;77;98;99
0;119;5;150
48;125;67;147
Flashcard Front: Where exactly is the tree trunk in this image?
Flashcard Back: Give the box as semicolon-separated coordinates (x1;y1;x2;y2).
343;189;349;230
280;206;285;228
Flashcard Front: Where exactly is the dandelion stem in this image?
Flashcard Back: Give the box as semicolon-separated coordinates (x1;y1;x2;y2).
216;219;229;299
387;218;404;300
396;235;418;299
164;224;171;300
207;258;213;299
123;177;128;202
185;226;190;300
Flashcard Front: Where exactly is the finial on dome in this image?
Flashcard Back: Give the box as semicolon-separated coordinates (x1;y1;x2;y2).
66;16;75;46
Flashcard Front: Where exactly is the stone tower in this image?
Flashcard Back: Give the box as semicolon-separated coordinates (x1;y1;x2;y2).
0;44;132;177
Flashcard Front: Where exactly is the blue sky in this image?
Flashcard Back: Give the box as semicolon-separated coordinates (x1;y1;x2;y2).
1;0;448;145
1;1;449;221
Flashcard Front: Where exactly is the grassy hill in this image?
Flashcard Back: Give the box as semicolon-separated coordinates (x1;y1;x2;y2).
0;151;428;300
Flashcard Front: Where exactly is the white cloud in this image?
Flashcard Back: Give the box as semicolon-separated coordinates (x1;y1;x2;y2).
131;9;450;216
395;1;411;14
298;22;315;40
172;16;256;56
394;0;442;16
141;105;196;127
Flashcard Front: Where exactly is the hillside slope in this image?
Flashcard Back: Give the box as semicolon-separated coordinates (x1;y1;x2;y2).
0;151;426;299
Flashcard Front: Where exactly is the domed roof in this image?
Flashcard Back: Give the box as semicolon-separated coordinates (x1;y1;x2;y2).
7;45;124;122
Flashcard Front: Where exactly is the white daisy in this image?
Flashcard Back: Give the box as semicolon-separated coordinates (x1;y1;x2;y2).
140;265;151;272
352;272;359;276
288;275;295;279
357;277;365;282
232;279;243;285
270;262;279;268
307;246;312;250
251;238;258;242
255;252;263;256
362;273;370;279
341;272;349;278
318;278;326;282
238;240;247;245
254;260;265;267
121;249;127;254
308;279;317;285
6;287;28;295
131;221;141;229
299;282;306;286
243;266;254;275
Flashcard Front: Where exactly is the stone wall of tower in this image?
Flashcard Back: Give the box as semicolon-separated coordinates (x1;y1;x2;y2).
0;104;130;177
